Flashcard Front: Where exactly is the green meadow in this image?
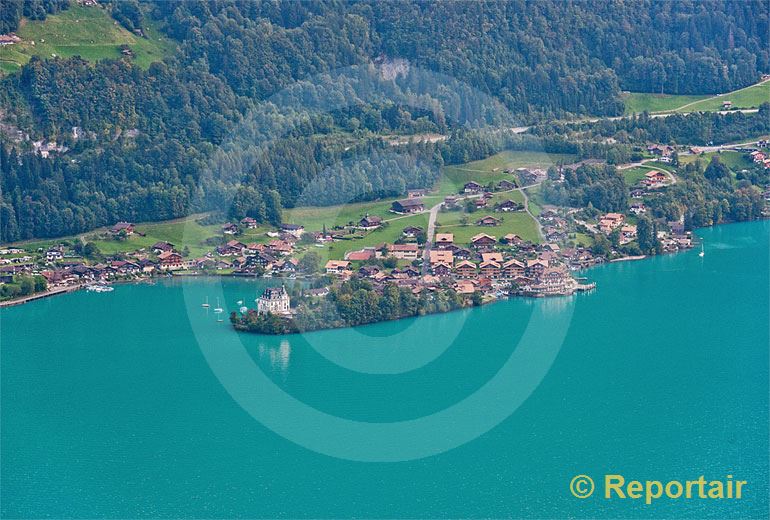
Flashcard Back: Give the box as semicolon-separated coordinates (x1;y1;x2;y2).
0;5;175;74
622;80;769;115
622;92;709;115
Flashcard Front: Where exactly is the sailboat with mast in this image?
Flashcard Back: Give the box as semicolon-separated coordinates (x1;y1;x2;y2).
699;243;705;257
214;297;223;314
202;296;210;308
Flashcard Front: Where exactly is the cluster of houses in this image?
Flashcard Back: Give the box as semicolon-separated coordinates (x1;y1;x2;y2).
320;225;596;298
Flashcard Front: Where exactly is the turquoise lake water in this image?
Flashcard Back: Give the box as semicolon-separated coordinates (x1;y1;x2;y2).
1;220;768;518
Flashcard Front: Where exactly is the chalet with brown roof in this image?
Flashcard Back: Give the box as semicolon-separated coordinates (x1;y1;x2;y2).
495;199;522;212
407;189;426;198
454;260;477;279
325;260;352;275
481;252;503;263
476;215;501;227
111;222;134;235
463;181;483;194
391;198;425;214
496;179;516;191
388;243;419;260
429;249;454;266
502;259;525;278
240;217;258;229
435;233;454;248
501;233;523;245
443;195;459;208
280;223;305;238
358;215;383;229
152;241;174;254
222;222;239;235
470;233;497;250
346;249;375;261
402;225;423;238
525;259;548;278
479;260;502;279
431;262;452;276
158;251;183;270
643;170;667;188
599;213;625;233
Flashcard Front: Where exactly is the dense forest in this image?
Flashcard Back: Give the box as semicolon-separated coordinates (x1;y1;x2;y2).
1;0;768;242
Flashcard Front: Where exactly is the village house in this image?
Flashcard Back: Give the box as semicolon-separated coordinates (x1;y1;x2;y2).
45;247;64;262
474;198;488;209
502;259;526;279
435;233;454;248
388;243;419;260
358;215;383;230
402;225;423;238
152;241;174;254
599;213;625;233
525;259;548;278
479;260;502;279
463;181;483;194
629;203;647;215
481;252;503;263
454;260;477;279
496;179;516;191
218;240;247;256
346;249;375;261
431;262;452;276
470;233;497;251
391;198;425;214
325;260;352;275
257;285;291;315
239;217;258;229
111;222;135;236
222;223;239;235
495;199;522;212
267;240;293;256
501;233;524;246
429;249;454;267
443;195;459;208
272;258;299;274
643;170;667;188
280;223;304;238
721;100;733;110
476;215;501;227
620;225;638;243
454;280;477;294
407;189;426;199
158;251;183;270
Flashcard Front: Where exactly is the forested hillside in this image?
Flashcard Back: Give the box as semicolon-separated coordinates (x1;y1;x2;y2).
1;0;768;242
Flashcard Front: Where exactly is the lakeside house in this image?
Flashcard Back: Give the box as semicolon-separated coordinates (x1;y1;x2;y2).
158;251;183;270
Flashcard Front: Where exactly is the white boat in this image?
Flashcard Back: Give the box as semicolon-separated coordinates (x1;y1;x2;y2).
202;296;210;308
698;244;705;257
214;297;224;314
86;283;113;293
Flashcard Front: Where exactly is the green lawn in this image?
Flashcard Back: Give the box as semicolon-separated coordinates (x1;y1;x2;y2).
678;81;769;113
0;5;175;75
679;150;754;171
319;213;429;262
439;150;576;196
622;80;769;115
438;211;540;246
621;165;665;186
622;92;709;115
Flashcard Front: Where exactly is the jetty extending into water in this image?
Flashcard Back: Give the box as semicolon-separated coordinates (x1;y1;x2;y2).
0;285;82;308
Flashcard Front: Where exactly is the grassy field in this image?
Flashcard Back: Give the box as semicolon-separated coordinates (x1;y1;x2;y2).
439;150;576;196
679;150;754;171
622;92;709;115
319;213;430;262
621;165;659;186
622;80;769;115
677;81;769;113
0;5;175;75
436;211;540;245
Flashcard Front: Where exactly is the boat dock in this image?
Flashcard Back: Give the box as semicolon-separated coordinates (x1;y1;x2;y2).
0;285;82;308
